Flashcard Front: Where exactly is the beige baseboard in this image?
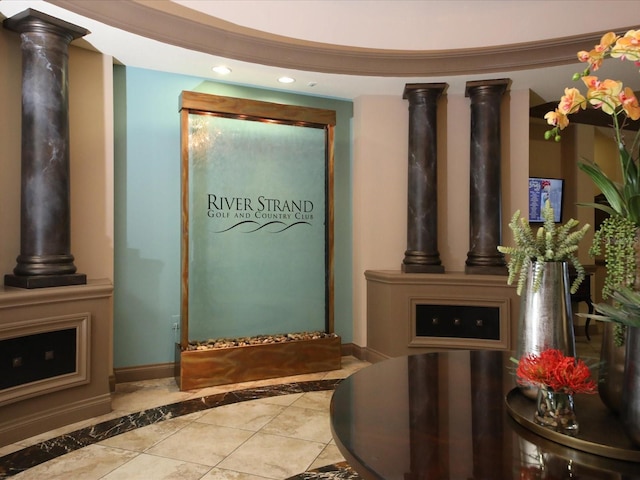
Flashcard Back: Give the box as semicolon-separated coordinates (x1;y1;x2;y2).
114;362;176;384
341;342;365;359
362;346;390;364
0;393;111;447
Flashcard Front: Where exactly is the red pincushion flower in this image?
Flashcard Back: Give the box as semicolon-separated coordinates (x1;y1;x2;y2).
516;349;597;395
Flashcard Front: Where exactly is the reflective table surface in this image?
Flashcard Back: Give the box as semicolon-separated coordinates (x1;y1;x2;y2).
330;350;640;480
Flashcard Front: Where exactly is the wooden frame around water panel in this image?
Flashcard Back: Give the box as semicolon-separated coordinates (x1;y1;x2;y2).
178;91;336;349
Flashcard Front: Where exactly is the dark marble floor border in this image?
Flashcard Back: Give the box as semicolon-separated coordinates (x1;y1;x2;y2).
285;461;363;480
0;378;343;479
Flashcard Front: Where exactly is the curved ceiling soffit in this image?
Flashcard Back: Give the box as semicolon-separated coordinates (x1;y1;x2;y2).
51;0;635;77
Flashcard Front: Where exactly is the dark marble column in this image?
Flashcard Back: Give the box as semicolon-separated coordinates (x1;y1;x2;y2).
3;9;88;288
465;79;510;275
402;83;447;273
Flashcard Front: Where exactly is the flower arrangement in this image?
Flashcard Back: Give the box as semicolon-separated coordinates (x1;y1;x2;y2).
543;29;640;345
516;350;596;434
544;31;640;224
497;200;589;295
516;349;597;395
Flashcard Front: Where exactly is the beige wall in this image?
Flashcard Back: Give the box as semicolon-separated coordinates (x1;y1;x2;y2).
0;28;22;277
351;87;531;347
595;128;623;183
68;48;114;281
0;30;113;284
529;121;563;178
352;95;407;346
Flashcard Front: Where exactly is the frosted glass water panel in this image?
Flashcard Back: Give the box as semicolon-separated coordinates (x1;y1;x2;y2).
187;114;327;341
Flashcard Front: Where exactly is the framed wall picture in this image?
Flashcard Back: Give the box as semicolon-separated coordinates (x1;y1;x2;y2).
528;177;564;223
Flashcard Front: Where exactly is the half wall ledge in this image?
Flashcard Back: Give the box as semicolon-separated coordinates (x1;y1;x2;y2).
365;270;519;363
0;279;113;446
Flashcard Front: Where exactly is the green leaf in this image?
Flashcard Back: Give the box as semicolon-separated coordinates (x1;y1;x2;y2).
620;146;640;191
627;194;640;224
578;162;626;216
586;287;640;328
576;201;617;217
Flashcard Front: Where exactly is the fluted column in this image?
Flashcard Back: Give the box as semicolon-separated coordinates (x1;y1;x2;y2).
402;83;447;273
465;79;509;275
3;9;88;288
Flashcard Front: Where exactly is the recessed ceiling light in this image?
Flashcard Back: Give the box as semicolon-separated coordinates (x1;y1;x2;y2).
278;76;295;84
212;66;232;75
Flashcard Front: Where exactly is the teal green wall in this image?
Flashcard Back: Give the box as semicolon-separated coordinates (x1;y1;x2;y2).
113;66;353;368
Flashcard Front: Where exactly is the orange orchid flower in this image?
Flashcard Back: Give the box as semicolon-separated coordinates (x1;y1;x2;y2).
620;87;640;121
577;31;618;70
544;109;569;130
611;29;640;62
543;88;585;132
557;87;586;114
582;76;623;115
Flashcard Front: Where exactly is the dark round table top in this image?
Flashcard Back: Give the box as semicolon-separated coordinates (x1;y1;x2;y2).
330;350;640;480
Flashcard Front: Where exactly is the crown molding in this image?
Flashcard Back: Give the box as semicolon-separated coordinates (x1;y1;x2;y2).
50;0;636;77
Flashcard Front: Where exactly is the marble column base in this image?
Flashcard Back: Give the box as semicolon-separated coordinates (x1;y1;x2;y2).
402;264;445;274
4;273;87;289
464;264;507;276
402;250;445;273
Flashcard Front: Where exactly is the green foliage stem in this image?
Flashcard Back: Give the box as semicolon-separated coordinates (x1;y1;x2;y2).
589;215;637;299
588;215;637;346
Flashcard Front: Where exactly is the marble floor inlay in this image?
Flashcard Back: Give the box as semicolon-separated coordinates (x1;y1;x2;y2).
0;356;370;480
285;462;363;480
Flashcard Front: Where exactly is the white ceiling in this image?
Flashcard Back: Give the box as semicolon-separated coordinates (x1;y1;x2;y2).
2;0;640;100
173;0;640;50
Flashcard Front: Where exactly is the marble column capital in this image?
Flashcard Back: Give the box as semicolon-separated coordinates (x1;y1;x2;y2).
403;83;448;103
464;78;510;99
3;8;89;40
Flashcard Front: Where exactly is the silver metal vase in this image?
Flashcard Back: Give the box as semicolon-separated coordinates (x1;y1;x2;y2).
622;326;640;447
598;322;626;414
516;261;576;399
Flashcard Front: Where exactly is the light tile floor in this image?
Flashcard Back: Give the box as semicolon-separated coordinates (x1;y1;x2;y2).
0;356;371;480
